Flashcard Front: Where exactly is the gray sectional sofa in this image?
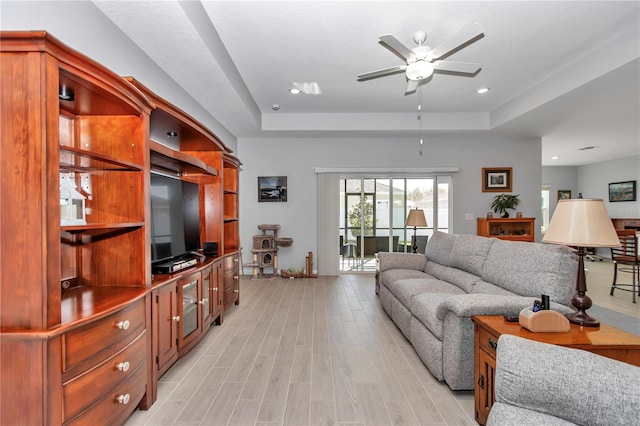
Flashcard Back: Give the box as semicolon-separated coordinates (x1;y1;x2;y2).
376;231;577;390
487;335;640;426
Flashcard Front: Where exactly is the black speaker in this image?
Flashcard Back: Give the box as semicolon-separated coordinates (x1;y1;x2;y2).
203;241;218;256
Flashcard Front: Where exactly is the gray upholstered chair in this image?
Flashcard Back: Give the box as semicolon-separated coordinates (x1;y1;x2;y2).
487;335;640;426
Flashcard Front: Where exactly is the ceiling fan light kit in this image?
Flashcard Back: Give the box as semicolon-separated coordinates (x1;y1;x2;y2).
406;60;434;81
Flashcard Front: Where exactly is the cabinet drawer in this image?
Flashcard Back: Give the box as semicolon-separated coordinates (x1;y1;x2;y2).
224;285;239;309
63;330;147;421
477;326;500;358
223;270;239;291
223;254;239;271
63;299;146;372
65;359;147;426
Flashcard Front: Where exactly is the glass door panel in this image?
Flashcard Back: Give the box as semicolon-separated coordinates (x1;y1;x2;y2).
339;176;451;272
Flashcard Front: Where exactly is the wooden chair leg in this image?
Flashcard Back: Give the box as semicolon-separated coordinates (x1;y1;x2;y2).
610;262;618;296
634;265;638;303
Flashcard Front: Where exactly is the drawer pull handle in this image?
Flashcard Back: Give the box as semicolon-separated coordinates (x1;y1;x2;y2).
199;298;209;304
212;287;218;292
234;258;239;263
234;275;238;280
117;394;131;405
116;362;130;372
172;316;181;322
116;320;130;330
477;375;485;389
233;289;239;293
488;338;498;350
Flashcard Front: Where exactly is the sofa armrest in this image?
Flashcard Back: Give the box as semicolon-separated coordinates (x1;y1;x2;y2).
435;294;573;319
489;335;640;426
377;252;426;272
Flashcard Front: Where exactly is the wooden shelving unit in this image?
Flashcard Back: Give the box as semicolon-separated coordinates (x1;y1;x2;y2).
477;217;535;242
1;32;241;425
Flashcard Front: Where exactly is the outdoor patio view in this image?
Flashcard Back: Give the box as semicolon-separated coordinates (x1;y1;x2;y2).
339;177;450;272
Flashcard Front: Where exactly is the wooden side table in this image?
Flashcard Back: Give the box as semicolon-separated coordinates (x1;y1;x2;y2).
472;315;640;425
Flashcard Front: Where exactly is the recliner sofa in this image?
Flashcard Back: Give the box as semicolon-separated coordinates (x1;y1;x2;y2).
376;231;577;390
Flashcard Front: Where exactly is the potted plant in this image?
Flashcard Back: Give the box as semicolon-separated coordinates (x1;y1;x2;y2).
490;194;520;218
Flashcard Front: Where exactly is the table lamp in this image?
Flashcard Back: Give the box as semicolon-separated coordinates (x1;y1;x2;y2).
542;198;620;327
406;208;427;254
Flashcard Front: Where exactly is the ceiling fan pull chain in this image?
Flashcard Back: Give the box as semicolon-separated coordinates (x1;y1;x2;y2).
418;85;424;156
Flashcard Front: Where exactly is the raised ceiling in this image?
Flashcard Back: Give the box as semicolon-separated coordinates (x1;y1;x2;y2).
93;1;639;166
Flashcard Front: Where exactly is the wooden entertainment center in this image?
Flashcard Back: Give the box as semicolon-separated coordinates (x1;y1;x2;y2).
0;32;241;425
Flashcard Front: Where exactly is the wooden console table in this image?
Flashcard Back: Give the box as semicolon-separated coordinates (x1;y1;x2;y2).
472;315;640;425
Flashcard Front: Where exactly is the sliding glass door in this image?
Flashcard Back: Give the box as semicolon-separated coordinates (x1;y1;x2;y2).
339;176;451;272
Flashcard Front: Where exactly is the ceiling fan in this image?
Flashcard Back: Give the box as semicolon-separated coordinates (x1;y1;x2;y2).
357;23;485;95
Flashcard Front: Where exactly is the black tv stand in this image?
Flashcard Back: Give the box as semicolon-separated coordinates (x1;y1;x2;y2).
152;253;200;274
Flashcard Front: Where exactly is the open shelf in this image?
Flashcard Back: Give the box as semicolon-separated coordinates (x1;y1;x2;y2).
150;140;219;177
60;146;144;172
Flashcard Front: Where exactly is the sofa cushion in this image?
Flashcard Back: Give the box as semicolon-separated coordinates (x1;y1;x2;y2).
425;231;457;267
438;267;482;293
449;234;494;276
411;290;465;339
423;261;448;279
380;269;431;290
482;239;576;305
390;277;445;309
470;280;517;296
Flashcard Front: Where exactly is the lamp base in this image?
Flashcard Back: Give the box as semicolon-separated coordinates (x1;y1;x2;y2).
566;248;599;327
565;311;600;327
411;235;418;254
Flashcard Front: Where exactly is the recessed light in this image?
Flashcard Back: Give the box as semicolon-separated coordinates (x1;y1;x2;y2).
476;87;490;94
272;104;280;111
289;88;301;94
551;156;559;160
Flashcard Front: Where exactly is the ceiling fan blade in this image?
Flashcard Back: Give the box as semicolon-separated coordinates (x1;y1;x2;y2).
426;23;485;61
379;34;415;61
357;65;407;81
433;60;481;74
405;78;419;95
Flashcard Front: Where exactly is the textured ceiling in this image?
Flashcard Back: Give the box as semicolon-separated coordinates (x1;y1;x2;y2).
93;1;640;166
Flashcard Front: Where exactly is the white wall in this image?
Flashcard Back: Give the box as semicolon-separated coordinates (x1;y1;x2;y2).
578;155;640;218
1;0;237;151
542;166;579;214
238;135;542;272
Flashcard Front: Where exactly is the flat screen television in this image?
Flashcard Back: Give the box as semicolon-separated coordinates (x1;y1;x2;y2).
150;172;201;265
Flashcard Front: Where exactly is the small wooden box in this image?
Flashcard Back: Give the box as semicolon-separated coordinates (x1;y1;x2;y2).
519;308;570;332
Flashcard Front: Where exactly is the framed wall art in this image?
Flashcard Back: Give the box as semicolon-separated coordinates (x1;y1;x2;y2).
258;176;287;202
482;167;512;192
557;190;572;200
608;180;636;202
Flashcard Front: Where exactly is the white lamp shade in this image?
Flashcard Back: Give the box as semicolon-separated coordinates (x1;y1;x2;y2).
542;198;619;247
406;209;428;227
406;60;434;81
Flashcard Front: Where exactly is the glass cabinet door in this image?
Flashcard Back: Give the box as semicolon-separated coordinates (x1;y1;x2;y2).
181;278;198;338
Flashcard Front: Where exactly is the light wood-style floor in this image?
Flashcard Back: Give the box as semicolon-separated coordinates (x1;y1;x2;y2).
126;258;638;426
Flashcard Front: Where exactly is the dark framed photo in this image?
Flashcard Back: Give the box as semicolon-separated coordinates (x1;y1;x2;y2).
609;180;636;202
557;190;572;200
482;167;512;192
258;176;287;202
